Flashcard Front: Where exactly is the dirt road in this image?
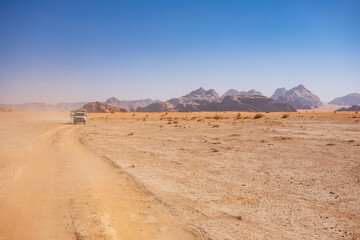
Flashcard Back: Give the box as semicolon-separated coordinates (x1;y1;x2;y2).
0;113;194;240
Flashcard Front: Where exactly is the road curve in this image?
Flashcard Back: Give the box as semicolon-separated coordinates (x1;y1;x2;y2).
0;124;194;240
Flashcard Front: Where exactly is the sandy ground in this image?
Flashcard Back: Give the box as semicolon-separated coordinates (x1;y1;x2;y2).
0;111;359;240
0;112;194;240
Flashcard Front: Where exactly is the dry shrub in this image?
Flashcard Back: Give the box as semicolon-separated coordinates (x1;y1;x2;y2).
167;117;173;121
205;116;211;119
274;136;292;140
235;113;242;119
282;114;290;119
254;113;264;119
128;132;134;136
191;117;197;120
243;116;250;119
211;148;219;152
213;124;220;128
167;121;172;124
143;118;146;121
173;120;179;124
132;113;136;116
197;118;203;122
214;114;224;120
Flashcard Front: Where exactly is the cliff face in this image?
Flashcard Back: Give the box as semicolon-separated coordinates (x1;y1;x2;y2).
136;95;296;112
81;102;127;113
329;93;360;106
271;85;322;109
222;89;263;99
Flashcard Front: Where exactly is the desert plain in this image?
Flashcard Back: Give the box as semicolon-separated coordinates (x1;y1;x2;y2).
0;111;359;240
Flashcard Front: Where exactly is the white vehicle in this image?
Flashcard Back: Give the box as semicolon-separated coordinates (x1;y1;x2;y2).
73;111;87;124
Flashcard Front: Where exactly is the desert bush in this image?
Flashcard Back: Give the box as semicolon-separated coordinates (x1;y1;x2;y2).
282;114;290;118
167;117;173;121
334;111;337;114
211;148;219;152
205;116;211;119
197;118;203;122
128;132;134;135
254;114;264;119
132;113;136;116
235;113;242;119
173;120;179;124
356;111;358;114
213;124;220;128
214;114;224;120
191;117;197;120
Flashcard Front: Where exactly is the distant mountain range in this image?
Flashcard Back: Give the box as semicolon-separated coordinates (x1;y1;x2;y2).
336;105;360;111
104;98;159;111
221;89;263;99
270;85;322;109
329;93;360;106
2;85;358;112
136;87;295;112
0;102;87;111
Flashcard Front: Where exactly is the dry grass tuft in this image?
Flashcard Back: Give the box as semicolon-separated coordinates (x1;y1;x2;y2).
235;113;242;119
213;124;220;128
282;114;290;119
214;114;224;120
254;114;264;119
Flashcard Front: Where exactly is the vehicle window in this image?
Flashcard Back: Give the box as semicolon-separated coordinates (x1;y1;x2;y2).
75;112;85;116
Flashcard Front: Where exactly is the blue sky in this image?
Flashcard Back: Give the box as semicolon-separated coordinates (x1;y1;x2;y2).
0;0;359;103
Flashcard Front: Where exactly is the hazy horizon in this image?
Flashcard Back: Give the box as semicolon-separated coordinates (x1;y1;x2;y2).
1;0;359;104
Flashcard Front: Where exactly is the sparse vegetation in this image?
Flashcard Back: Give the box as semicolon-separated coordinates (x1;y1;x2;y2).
211;148;219;152
213;124;220;128
254;113;264;119
235;113;242;119
214;114;224;120
282;114;290;118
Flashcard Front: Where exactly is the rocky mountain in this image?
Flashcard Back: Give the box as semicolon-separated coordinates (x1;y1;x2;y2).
168;87;220;106
221;89;263;99
329;93;360;106
271;85;322;109
105;97;159;111
80;102;127;113
136;102;175;112
336;105;360;111
136;95;296;112
271;87;287;100
0;102;87;111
